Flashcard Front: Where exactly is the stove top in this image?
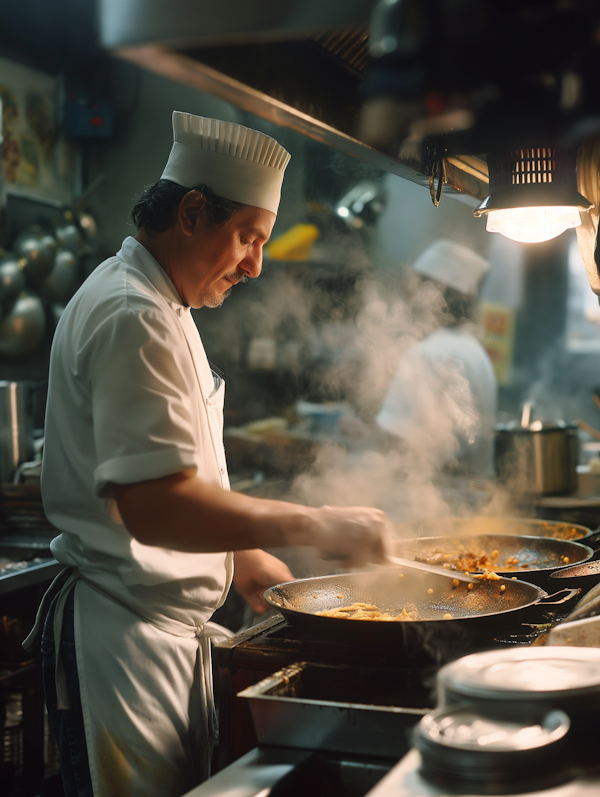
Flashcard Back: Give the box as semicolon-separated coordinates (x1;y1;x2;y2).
213;610;574;769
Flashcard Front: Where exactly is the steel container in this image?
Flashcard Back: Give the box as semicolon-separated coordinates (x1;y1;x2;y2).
238;661;428;759
494;421;578;496
437;647;600;767
0;381;33;482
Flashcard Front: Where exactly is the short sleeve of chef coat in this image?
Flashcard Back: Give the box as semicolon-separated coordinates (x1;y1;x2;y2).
87;307;198;495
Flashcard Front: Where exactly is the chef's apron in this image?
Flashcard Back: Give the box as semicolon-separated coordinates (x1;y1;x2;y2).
26;308;234;796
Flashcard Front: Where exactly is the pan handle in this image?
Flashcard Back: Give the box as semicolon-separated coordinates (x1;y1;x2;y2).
585;526;600;551
539;588;581;605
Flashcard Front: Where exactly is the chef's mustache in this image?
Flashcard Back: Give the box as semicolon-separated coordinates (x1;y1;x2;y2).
226;274;249;286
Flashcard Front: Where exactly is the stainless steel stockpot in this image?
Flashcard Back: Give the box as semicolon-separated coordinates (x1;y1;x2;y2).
494;420;578;496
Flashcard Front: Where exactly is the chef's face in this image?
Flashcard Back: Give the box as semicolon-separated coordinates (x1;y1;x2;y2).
177;192;276;309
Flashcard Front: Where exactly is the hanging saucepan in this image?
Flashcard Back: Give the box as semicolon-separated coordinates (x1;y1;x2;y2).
0;252;26;306
13;225;57;285
51;174;106;257
38;248;79;305
264;570;577;662
0;292;46;356
391;534;598;590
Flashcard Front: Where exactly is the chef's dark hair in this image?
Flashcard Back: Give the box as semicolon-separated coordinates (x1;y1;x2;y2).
132;179;243;233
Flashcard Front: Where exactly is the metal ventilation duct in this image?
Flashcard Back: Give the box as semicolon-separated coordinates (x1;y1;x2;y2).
99;0;489;202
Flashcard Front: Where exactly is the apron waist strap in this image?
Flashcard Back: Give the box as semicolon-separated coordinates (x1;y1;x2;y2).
196;621;233;781
22;566;80;710
22;566;76;652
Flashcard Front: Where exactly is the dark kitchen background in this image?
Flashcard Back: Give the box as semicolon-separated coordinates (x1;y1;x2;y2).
3;2;600;795
1;0;600;434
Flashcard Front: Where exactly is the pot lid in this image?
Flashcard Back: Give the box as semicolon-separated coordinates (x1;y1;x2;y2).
439;647;600;699
415;704;572;793
417;705;570;752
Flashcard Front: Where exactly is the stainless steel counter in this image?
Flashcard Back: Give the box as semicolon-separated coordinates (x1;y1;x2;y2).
0;556;62;595
182;748;311;797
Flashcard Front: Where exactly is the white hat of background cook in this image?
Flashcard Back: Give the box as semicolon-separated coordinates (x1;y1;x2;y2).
411;239;490;297
160;111;291;214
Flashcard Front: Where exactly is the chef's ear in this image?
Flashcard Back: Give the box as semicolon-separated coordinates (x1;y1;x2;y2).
178;190;208;236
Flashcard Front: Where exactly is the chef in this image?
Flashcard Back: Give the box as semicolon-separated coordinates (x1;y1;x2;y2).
26;112;390;797
377;239;497;475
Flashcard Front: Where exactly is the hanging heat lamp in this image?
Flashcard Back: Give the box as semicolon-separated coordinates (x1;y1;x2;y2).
472;147;593;243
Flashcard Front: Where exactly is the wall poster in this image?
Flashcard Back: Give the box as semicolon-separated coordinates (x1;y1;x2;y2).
0;56;74;205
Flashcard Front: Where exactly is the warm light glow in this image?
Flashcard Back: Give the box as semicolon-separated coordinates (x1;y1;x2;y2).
486;206;581;243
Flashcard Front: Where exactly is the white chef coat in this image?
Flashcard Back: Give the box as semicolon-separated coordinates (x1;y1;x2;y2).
376;326;497;476
41;236;234;795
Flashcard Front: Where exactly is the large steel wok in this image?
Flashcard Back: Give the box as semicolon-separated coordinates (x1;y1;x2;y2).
264;569;577;663
392;533;597;589
394;516;597;543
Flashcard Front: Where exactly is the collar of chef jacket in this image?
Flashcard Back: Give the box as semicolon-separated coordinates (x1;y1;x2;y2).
116;236;220;403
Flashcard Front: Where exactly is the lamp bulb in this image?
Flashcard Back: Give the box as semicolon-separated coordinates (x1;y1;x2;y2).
486;206;581;244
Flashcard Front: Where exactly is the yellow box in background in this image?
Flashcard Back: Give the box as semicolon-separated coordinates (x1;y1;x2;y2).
478;302;516;387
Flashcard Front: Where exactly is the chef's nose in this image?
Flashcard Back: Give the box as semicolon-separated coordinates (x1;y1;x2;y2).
241;245;263;279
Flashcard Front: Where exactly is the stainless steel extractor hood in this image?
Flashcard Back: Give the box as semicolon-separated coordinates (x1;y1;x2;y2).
99;0;489;203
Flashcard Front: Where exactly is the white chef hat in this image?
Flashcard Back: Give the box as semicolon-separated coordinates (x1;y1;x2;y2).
411;239;490;297
160;111;291;214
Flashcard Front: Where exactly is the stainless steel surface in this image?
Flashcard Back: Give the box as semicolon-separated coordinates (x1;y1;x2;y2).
495;422;579;496
0;292;46;356
414;704;571;794
365;748;600;797
166;747;312;797
0;253;26;306
438;647;600;701
52;219;84;256
0;381;33;481
417;705;569;751
238;662;427;759
115;46;488;200
394;516;593;542
39;249;78;305
263;569;568;657
386;555;474;584
100;0;377;48
0;557;62;595
103;0;489;201
13;226;56;283
393;534;594;589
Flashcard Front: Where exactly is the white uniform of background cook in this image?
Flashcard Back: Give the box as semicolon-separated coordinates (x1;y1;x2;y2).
42;237;233;795
376;240;497;477
377;326;497;475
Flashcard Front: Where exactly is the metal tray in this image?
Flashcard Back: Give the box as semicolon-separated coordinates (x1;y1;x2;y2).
237;662;428;759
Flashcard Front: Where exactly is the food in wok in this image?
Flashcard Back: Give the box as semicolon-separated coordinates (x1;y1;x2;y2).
315;601;419;621
414;543;572;572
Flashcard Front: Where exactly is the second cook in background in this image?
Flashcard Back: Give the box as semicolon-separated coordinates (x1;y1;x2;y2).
377;240;497;476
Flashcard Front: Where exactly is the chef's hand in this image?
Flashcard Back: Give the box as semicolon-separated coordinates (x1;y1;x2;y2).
312;505;392;568
233;549;295;614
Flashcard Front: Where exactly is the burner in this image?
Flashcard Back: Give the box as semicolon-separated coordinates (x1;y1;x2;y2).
213;610;569;770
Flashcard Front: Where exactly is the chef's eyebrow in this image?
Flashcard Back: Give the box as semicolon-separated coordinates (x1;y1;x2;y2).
243;226;271;242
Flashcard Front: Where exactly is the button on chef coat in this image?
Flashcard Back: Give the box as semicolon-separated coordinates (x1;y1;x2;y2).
42;236;233;633
377;326;497;476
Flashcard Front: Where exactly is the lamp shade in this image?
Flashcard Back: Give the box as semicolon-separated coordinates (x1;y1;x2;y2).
473;148;593;243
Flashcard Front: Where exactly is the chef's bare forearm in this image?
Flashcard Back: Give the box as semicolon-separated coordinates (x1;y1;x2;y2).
112;469;319;551
111;469;390;565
